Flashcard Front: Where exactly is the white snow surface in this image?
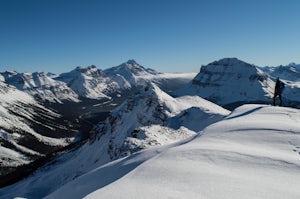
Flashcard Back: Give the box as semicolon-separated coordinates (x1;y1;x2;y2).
44;104;300;199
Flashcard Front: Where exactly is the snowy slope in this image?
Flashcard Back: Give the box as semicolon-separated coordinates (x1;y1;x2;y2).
0;83;229;198
55;65;119;100
1;71;79;103
175;58;300;109
45;104;300;199
0;81;76;177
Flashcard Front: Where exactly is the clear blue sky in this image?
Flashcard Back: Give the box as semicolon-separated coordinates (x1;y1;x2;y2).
0;0;299;73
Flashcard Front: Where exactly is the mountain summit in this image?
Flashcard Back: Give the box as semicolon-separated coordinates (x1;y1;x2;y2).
175;58;274;109
55;66;119;100
104;60;159;87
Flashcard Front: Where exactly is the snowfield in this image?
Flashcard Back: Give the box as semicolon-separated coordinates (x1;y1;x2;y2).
44;104;300;199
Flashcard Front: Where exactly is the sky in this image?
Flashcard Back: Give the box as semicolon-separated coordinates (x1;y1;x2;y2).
0;0;299;73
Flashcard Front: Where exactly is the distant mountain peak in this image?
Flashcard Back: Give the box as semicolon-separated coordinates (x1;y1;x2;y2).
118;59;143;69
126;59;138;65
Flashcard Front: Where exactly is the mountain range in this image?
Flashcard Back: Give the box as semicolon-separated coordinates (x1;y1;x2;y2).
0;59;197;186
260;63;300;81
1;58;300;198
0;60;195;103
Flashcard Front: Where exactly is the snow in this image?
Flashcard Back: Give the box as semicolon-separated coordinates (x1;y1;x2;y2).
2;58;300;199
0;81;74;168
1;60;196;103
43;104;300;199
0;71;80;103
0;145;30;167
261;64;300;81
174;58;300;108
0;83;229;198
56;66;118;100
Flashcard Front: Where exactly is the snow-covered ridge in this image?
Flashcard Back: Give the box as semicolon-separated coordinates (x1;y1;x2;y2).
0;60;197;103
55;65;119;100
92;83;229;160
44;104;300;199
260;64;300;81
0;71;79;103
104;59;160;88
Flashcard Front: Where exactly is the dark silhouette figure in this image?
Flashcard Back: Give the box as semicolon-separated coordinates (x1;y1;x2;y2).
273;77;285;106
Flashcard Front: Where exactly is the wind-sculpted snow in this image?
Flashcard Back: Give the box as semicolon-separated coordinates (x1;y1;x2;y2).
44;104;300;199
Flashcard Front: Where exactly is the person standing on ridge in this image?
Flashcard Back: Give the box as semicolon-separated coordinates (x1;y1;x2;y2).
273;77;285;106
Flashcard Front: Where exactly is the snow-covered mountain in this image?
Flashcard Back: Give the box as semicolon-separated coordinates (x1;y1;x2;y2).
55;65;120;100
175;58;300;109
0;71;79;103
0;83;229;198
260;63;300;81
0;60;196;103
0;81;77;180
44;104;300;199
104;60;160;88
175;58;274;108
